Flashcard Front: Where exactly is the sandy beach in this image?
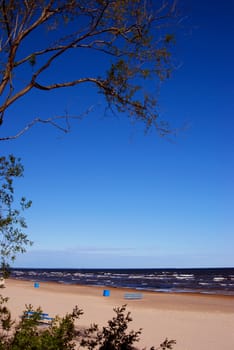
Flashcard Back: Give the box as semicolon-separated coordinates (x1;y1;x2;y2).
1;278;234;349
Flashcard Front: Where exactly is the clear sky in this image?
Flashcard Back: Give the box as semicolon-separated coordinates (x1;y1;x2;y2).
1;0;234;268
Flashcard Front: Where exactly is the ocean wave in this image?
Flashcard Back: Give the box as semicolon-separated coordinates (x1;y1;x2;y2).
10;268;234;296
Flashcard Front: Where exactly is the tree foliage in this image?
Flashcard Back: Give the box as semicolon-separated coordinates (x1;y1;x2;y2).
0;154;32;275
0;300;176;350
0;0;178;140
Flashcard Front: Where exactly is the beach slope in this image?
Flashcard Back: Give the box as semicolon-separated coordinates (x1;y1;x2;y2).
2;279;234;350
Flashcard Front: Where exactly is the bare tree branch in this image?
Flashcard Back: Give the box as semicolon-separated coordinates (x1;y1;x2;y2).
0;104;95;141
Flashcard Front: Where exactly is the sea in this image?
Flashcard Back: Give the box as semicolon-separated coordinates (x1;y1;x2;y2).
10;267;234;296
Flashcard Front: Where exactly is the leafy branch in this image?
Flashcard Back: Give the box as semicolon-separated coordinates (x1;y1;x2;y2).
0;0;179;141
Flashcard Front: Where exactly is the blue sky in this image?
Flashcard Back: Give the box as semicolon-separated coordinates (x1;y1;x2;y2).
1;0;234;268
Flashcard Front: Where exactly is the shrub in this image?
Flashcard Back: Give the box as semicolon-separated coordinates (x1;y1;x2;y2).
0;297;176;350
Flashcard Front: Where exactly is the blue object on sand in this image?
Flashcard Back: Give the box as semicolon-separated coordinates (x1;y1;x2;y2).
103;289;110;297
34;282;40;288
24;311;54;323
124;293;143;299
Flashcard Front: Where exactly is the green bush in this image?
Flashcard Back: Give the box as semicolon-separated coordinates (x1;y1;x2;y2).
0;297;176;350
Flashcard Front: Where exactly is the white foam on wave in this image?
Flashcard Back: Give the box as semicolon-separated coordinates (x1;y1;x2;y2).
174;274;194;280
213;277;225;282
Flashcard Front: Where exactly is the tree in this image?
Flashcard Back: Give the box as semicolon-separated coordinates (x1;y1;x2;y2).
0;154;32;276
0;3;179;346
0;0;178;141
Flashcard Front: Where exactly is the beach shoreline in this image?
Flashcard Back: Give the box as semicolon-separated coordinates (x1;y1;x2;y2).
10;267;234;296
1;278;234;349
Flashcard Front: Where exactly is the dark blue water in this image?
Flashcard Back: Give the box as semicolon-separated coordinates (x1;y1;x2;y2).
10;268;234;296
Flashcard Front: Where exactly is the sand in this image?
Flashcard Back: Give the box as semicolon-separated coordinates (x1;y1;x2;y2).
1;278;234;349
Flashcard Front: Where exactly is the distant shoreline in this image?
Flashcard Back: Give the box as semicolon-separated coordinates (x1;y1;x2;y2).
8;276;234;297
